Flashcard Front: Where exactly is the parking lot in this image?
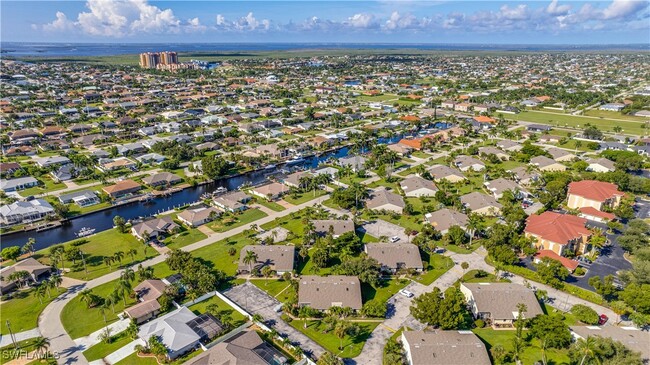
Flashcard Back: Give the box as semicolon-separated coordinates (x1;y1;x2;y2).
359;219;409;242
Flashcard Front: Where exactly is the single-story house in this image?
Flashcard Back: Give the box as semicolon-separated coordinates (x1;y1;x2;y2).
460;282;543;328
238;245;296;274
298;275;362;311
0;258;52;294
142;172;182;187
460;192;502;216
213;191;250;212
427;165;466;183
250;182;286;201
0;199;55;225
424;209;468;235
312;219;355;238
59;190;100;207
131;216;179;241
365;188;405;214
177;206;221;227
186;330;288;365
454;155;485;172
102;179;142;199
364;243;423;273
0;176;39;192
400;175;438;197
586;158;616;173
401;330;491;365
530;156;566;172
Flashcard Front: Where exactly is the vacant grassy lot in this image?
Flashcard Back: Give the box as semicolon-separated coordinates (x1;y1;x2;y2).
82;331;133;362
250;279;293;300
163;225;207;249
289;320;380;358
361;278;409;303
61;278;139;339
187;295;248;327
514;110;645;136
584;109;647;122
208;208;268;233
412;252;453;285
0;287;66;335
283;190;328;205
252;198;286;212
34;228;158;281
19;176;67;197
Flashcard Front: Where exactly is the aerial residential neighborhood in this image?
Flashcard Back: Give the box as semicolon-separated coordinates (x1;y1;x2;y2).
1;6;650;365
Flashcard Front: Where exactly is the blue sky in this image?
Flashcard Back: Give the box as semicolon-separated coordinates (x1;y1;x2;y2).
2;0;649;44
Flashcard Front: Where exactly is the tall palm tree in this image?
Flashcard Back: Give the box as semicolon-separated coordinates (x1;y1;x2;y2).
79;289;94;308
127;249;138;263
99;300;111;325
117;279;132;306
113;251;124;267
121;267;135;283
575;336;600;365
243;250;258;275
103;257;114;269
33;336;50;356
34;284;46;304
50;273;62;288
334;321;350;351
467;213;485;247
22;238;36;257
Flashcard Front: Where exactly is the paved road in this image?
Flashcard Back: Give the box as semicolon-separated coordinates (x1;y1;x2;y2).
223;282;326;358
38;195;330;365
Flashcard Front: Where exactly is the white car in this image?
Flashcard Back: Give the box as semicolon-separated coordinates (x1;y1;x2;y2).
389;236;400;243
399;289;414;298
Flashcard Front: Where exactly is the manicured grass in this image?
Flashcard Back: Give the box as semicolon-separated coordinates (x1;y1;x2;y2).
82;331;134;362
442;241;482;254
34;228;158;281
19;176;66;197
0;338;42;364
361;278;409;303
583;109;647;122
473;328;571;365
282;190;328;205
61;278;139;339
163;225;207;249
514;110;644;136
250;279;293;300
459;269;500;284
179;231;257;276
208;208;268;233
69;201;113;215
412;252;453;285
289;320;380;358
361;211;423;231
114;352;159;365
411;151;431;159
253;198;286;212
187;295;248;326
356;94;398;102
0;287;66;335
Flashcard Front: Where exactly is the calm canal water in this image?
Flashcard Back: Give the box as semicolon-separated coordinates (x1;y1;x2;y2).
2;145;365;250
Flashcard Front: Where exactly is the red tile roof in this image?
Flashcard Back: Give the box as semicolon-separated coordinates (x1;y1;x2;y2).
579;206;616;221
568;180;624;202
534;250;579;271
525;211;590;245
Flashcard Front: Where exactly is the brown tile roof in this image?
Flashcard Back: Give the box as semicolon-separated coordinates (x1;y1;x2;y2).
298;275;362;310
402;330;491;365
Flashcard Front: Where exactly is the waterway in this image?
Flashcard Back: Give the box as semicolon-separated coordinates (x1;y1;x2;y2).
2;141;386;250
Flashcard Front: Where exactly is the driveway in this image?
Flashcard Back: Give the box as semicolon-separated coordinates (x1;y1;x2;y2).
359;219;409;242
222;282;326;359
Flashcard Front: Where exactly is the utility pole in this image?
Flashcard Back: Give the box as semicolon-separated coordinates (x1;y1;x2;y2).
6;320;18;350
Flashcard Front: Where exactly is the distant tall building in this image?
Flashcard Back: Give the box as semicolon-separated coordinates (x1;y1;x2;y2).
139;51;178;69
159;51;178;65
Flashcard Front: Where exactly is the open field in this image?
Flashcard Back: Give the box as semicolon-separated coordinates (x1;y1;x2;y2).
513;110;646;136
0;287;66;335
34;228;158;281
288;320;380;359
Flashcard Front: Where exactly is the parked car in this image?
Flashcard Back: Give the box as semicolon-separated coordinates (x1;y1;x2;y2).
399;289;414;298
598;314;609;325
389;236;400;243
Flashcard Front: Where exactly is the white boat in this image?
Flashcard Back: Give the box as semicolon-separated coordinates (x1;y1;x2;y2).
215;187;227;194
76;227;96;237
264;164;277;170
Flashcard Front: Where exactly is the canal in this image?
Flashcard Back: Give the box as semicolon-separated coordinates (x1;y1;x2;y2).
2;145;364;250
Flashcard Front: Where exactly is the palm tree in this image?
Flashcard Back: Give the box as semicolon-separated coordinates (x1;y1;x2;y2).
49;273;62;288
34;284;46;304
334;321;350;351
511;337;524;365
103;256;114;269
121;267;135;283
127;249;138;263
33;336;50;356
575;336;600;365
117;279;132;306
243;250;258;275
22;238;36;257
79;289;95;308
113;251;124;267
467;213;484;247
298;306;311;329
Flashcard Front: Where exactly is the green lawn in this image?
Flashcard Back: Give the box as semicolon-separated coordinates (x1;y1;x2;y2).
61;278;139;339
252;198;286;212
0;338;42;365
208;208;268;233
459;269;500;284
114;352;159;365
187;295;248;327
82;331;134;362
356;94;398;102
177;231;257;276
442;241;482;254
282;190;328;205
289;320;380;358
584;109;647;122
412;252;453;285
361;211;422;231
473;328;571;365
163;225;207;249
0;287;66;335
19;176;67;197
361;278;409;303
250;279;293;300
34;228;158;281
514;110;645;136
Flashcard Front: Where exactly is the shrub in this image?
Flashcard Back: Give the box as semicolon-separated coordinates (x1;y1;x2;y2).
571;304;599;325
574;267;586;276
474;319;485;328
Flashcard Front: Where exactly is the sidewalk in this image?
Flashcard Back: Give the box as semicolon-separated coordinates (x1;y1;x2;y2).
0;328;41;347
73;318;130;349
104;339;144;364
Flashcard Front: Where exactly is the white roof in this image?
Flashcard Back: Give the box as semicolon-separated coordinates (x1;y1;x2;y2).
138;307;200;354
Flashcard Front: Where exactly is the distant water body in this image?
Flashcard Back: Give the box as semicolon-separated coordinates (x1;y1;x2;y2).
1;42;648;57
